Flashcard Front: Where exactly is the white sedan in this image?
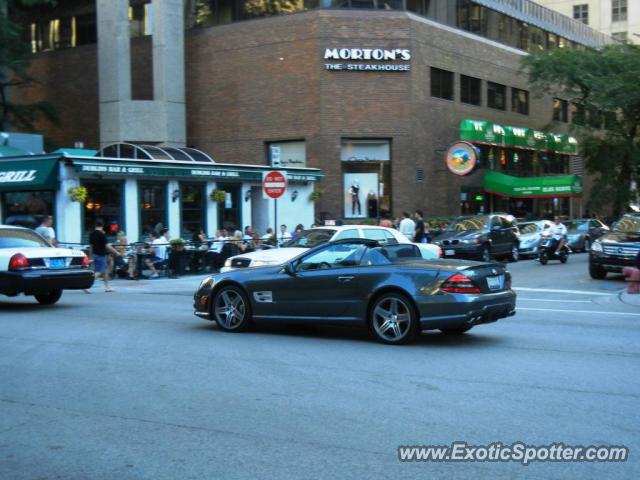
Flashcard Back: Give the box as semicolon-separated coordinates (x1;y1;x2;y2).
0;225;94;304
221;226;442;272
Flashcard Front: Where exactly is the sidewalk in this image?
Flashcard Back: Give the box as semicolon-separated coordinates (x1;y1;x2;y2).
84;274;203;295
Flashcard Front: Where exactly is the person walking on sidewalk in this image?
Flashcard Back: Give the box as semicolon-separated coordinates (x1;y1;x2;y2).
88;219;122;292
399;212;416;241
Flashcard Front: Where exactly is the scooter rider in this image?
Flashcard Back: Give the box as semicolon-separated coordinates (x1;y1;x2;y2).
550;216;568;254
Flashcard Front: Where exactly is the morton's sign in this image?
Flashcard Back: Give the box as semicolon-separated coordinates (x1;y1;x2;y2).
323;47;411;72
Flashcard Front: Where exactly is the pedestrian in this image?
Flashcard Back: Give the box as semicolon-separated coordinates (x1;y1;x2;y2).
262;227;275;246
398;211;416;241
145;228;170;278
87;219;122;292
292;224;304;238
379;218;393;228
279;224;292;245
413;210;427;243
35;215;58;246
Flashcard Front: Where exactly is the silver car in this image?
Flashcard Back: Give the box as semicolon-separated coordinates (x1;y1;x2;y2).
517;220;553;258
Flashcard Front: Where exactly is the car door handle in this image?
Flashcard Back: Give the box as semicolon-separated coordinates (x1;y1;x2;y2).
338;275;355;283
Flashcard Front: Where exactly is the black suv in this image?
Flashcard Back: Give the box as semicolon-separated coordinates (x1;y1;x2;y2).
433;214;520;262
589;214;640;279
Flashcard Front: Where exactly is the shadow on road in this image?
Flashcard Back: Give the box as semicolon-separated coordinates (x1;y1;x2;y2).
189;321;504;348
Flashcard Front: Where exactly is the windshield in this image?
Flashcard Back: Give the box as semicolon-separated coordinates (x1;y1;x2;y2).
0;228;50;248
566;221;588;233
446;216;488;232
518;223;540;235
283;229;337;248
613;215;640;234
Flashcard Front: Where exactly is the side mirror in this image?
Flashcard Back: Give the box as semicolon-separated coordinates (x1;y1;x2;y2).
282;262;296;276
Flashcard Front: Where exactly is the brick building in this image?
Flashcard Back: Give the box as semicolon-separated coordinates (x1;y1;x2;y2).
7;1;615;224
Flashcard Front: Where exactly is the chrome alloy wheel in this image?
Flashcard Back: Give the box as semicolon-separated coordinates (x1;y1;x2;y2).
213;289;246;330
372;296;413;342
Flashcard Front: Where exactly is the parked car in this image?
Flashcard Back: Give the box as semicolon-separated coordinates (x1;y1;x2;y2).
589;214;640;279
565;218;609;252
3;214;43;230
194;239;516;344
220;226;441;272
517;220;553;258
432;214;520;262
0;225;94;304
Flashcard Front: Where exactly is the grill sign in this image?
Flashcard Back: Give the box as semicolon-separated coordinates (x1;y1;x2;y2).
0;170;37;183
324;47;411;72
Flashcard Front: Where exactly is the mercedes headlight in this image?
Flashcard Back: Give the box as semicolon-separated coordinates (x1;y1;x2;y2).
591;241;603;253
198;276;213;291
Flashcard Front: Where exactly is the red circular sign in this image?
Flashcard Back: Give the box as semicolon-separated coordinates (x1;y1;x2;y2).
263;171;287;199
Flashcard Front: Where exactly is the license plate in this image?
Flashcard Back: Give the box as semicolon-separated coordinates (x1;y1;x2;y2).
487;275;503;290
49;258;65;268
445;249;455;256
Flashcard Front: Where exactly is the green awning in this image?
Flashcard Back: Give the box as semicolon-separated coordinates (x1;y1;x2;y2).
71;159;322;184
484;171;583;198
460;119;578;155
52;148;97;157
0;158;59;191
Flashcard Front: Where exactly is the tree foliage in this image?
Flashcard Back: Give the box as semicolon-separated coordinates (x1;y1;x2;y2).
523;44;640;216
243;0;304;16
0;0;58;132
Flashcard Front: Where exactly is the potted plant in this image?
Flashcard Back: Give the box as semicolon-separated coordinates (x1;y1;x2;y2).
309;187;322;202
169;238;186;252
210;189;227;203
67;186;88;203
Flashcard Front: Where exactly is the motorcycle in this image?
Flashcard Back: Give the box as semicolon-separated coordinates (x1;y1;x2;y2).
538;233;570;265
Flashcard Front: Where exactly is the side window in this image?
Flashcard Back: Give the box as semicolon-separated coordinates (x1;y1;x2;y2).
363;228;395;244
333;229;360;241
490;217;502;229
296;243;366;271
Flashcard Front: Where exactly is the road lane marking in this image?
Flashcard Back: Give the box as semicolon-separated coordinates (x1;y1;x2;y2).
519;298;592;303
514;287;615;296
519;307;640;317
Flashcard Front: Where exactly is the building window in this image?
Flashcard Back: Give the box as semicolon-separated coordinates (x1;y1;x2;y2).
573;4;588;24
553;98;569;122
216;183;242;231
571;103;586;125
267;140;306;168
612;0;627;22
341;139;391;219
460;75;481;106
487;82;506;110
511;88;529;115
180;183;205;239
83;181;123;241
139;182;167;237
1;191;54;228
430;67;454;100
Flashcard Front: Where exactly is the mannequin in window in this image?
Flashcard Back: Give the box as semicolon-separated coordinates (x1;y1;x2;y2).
349;180;361;216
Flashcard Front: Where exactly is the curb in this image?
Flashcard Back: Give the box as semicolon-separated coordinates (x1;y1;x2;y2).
618;291;640;307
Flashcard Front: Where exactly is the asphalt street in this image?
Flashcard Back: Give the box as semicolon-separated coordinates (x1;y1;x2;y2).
1;253;638;479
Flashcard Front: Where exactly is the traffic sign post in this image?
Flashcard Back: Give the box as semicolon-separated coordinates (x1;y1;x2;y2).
263;171;287;247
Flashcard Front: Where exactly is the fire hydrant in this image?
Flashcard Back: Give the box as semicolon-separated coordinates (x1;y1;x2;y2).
623;267;640;294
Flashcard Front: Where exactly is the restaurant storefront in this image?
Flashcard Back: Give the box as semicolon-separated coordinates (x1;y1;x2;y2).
0;146;322;244
457;119;581;219
0;157;59;229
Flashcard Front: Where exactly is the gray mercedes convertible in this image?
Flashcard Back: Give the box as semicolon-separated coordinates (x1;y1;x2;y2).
193;239;516;344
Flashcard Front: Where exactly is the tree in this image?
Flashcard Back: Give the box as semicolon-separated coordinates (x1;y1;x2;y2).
0;0;58;132
243;0;304;16
523;44;640;216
